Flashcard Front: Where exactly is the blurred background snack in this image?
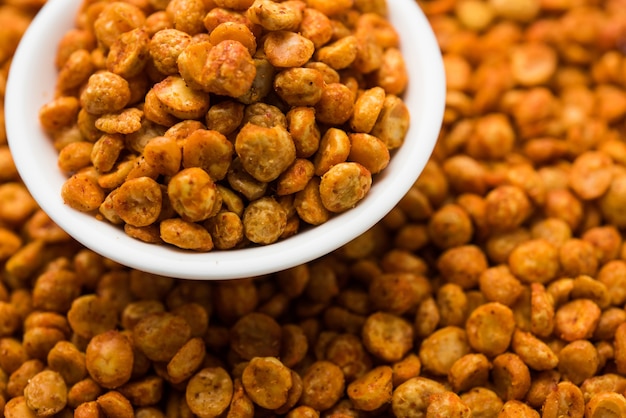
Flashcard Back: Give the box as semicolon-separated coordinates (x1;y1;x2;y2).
2;0;626;416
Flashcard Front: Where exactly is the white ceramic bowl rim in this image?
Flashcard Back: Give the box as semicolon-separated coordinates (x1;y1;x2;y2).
6;0;445;280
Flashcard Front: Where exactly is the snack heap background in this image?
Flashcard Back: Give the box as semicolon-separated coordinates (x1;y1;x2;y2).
2;0;626;416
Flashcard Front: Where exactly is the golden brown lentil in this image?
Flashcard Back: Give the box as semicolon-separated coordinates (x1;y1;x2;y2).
38;0;412;251
5;0;626;415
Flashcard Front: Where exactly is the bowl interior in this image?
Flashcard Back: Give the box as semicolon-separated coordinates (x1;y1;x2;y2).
5;0;445;280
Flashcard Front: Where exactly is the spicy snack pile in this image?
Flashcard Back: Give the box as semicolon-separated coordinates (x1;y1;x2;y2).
2;0;626;416
38;0;410;251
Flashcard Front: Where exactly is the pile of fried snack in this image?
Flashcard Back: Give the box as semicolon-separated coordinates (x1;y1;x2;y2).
2;0;626;416
40;0;410;251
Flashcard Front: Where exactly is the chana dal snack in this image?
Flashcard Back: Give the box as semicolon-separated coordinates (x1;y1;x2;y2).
38;0;412;251
6;0;626;416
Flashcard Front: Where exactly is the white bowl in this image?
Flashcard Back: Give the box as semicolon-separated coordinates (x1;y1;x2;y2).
6;0;445;280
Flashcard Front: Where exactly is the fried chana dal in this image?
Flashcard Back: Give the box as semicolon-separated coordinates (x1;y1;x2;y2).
39;0;410;251
2;0;626;417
